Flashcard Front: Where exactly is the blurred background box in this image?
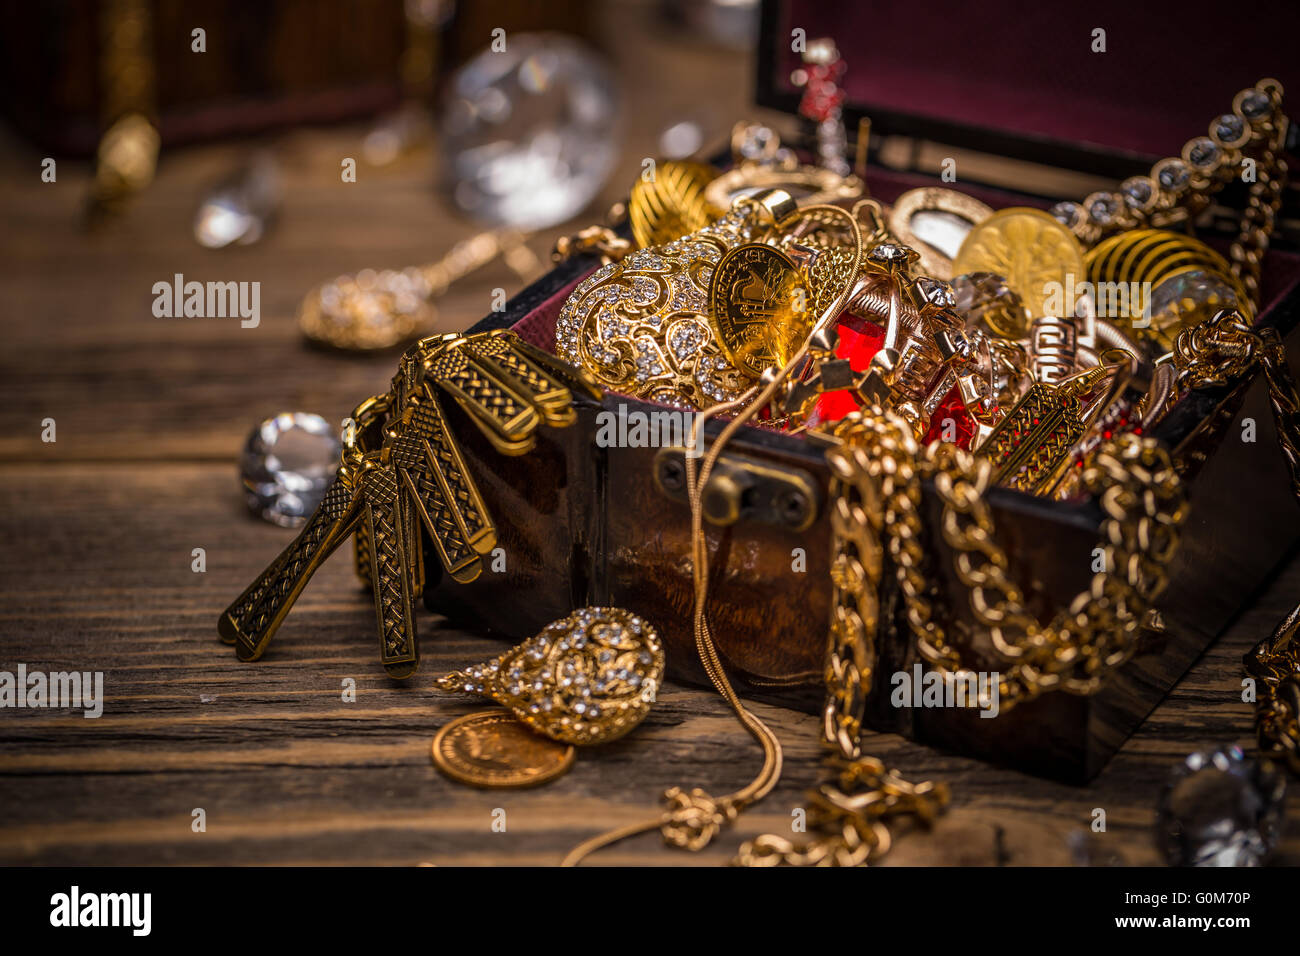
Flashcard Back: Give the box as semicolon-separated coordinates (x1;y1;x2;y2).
0;0;597;155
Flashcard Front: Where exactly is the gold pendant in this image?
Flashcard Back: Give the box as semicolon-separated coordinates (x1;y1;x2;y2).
435;608;664;746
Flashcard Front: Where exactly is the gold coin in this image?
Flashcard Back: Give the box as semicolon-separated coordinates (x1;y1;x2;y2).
953;207;1086;336
708;243;811;378
431;710;576;789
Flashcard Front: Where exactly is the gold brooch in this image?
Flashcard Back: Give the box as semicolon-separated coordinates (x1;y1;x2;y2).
555;192;862;408
554;191;793;407
435;607;664;746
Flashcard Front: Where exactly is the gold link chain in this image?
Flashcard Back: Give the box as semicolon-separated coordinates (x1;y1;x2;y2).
738;408;1187;865
1175;308;1300;498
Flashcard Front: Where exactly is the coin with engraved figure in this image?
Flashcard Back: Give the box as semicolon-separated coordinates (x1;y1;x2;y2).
953;207;1086;338
708;243;811;378
431;710;576;788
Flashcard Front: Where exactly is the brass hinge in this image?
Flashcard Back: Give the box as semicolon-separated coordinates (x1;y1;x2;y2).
652;447;820;532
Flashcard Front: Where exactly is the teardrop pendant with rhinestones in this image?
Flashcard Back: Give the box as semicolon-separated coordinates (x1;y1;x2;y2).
435;607;664;746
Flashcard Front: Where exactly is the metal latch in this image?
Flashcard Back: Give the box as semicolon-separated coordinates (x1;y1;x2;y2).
652;447;820;532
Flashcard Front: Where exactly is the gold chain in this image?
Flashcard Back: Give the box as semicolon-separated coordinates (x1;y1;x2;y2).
913;428;1187;704
552;225;633;266
1245;600;1300;775
737;410;950;866
1061;78;1289;313
1174;308;1300;498
562;217;866;866
738;408;1187;864
1229;83;1289;307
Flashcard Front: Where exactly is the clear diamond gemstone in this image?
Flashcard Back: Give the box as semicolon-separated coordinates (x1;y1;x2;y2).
1156;746;1286;866
869;242;912;264
1186;137;1220;169
437;34;618;229
1239;90;1270;119
1214;113;1246;143
240;413;341;527
915;276;955;308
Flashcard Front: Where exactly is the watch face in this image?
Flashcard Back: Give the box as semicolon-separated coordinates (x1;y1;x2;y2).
726;181;819;204
907;209;976;260
888;188;995;280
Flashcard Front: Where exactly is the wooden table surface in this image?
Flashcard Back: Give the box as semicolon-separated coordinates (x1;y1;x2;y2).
2;12;1298;867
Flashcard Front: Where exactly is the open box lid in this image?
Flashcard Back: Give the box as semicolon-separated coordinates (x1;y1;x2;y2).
757;0;1300;182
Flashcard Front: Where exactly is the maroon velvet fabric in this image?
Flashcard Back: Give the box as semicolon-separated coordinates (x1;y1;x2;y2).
509;274;589;352
772;0;1300;161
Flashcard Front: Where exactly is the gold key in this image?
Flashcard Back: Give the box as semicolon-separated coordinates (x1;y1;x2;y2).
462;332;577;428
360;463;421;679
219;460;366;662
389;390;494;583
223;330;597;676
423;340;544;455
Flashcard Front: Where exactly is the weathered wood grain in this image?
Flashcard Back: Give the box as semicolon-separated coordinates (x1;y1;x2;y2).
0;461;1296;866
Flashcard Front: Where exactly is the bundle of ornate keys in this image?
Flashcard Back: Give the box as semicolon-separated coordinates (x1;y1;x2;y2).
219;330;599;678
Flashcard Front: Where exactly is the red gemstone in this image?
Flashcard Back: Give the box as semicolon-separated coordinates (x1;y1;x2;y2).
920;384;978;449
806;314;886;428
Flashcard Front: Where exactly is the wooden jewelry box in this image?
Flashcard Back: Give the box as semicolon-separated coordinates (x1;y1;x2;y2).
424;0;1300;783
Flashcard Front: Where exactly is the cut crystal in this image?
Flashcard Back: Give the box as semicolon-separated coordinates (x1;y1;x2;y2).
240;413;341;527
1214;113;1246;144
1156;746;1286;866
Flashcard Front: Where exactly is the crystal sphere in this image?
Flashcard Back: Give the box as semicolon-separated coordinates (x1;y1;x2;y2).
1156;746;1286;866
438;33;618;229
240;413;341;527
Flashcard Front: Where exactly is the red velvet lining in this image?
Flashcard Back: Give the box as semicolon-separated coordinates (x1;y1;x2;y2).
510;274;590;352
772;0;1300;161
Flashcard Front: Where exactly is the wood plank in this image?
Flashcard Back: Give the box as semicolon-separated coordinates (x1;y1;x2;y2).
0;462;1296;865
